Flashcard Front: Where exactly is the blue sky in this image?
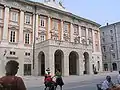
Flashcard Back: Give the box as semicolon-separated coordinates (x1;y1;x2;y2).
31;0;120;26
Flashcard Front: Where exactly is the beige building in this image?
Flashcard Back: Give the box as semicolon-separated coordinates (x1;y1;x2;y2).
0;0;102;76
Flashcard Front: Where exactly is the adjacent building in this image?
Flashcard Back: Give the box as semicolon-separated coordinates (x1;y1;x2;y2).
0;0;102;76
100;22;120;72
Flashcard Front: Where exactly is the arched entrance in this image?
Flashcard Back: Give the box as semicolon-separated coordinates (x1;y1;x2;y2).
38;51;45;76
104;63;108;71
83;52;89;74
69;51;79;75
112;63;117;71
54;50;64;74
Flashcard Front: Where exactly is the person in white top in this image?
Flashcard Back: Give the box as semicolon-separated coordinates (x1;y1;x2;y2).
45;68;50;75
101;76;114;90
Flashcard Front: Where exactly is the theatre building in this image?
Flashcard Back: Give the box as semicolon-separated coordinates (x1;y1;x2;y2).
0;0;102;76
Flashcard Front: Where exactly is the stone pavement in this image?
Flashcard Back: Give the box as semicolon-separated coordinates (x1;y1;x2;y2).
22;71;118;88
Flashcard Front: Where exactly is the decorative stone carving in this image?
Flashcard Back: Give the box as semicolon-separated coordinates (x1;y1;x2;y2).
39;30;46;35
81;38;87;45
88;38;93;45
12;2;20;7
26;6;33;11
50;29;59;39
8;26;19;30
74;36;80;44
23;28;32;33
63;33;70;41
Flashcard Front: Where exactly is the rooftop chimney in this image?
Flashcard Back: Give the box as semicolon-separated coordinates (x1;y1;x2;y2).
106;23;109;26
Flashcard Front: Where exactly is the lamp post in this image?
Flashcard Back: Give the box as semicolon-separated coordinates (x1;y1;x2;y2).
109;47;113;72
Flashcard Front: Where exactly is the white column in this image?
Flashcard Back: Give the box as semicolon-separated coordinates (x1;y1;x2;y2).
78;52;84;75
79;26;82;43
63;53;69;76
89;53;94;74
19;10;24;45
98;31;101;52
45;48;55;76
36;14;38;39
86;28;89;44
92;30;95;52
2;6;9;42
48;16;51;39
70;23;74;42
61;20;64;41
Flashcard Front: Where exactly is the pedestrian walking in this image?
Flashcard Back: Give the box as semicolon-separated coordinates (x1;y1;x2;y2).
54;69;64;90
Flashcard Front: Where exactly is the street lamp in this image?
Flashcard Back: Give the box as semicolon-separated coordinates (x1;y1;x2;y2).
109;47;113;72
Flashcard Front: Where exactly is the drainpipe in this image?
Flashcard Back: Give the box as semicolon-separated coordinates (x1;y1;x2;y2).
33;4;37;69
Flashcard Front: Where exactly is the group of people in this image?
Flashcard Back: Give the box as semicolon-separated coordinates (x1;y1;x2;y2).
0;60;64;90
99;71;120;90
44;68;64;90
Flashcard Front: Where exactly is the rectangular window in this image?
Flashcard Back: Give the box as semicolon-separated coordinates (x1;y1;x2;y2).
25;33;30;44
81;26;86;37
88;28;92;38
103;46;106;52
111;44;114;50
25;14;32;25
25;52;30;56
10;31;15;43
10;51;16;55
64;23;69;33
110;30;113;34
74;25;79;35
11;11;18;22
112;53;115;58
102;32;104;36
24;64;31;75
40;35;45;42
111;36;113;41
104;55;107;60
52;20;58;30
102;38;105;43
40;16;46;27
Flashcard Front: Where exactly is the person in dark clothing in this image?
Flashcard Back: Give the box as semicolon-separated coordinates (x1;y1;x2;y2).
54;69;64;90
0;60;26;90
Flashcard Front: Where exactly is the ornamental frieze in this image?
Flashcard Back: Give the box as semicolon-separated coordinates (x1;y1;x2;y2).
12;2;20;8
63;33;70;41
74;36;80;43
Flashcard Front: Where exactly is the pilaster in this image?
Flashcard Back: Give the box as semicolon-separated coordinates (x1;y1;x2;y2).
2;6;9;43
70;23;74;42
19;10;24;45
47;16;51;39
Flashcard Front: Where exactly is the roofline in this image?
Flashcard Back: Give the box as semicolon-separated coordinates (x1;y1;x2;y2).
100;21;120;29
20;0;101;27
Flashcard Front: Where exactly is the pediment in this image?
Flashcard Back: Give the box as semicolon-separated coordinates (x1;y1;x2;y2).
8;26;19;30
